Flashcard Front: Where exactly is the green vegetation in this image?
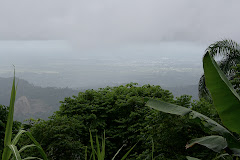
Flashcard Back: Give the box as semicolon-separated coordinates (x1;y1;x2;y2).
146;51;240;159
22;83;172;159
88;130;137;160
19;84;216;159
0;105;21;156
3;40;240;159
1;70;48;160
199;39;240;101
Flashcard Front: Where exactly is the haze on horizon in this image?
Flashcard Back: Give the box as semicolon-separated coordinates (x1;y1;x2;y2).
0;0;239;88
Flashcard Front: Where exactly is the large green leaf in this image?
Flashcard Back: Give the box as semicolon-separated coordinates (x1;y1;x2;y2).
146;99;230;135
186;135;227;152
203;52;240;134
146;99;240;150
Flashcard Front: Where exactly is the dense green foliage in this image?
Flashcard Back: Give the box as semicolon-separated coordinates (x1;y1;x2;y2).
21;83;217;159
147;52;240;159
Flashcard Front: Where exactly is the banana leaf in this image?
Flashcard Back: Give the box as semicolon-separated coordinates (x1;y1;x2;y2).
186;135;227;152
146;99;231;136
186;156;201;160
146;99;240;152
203;52;240;134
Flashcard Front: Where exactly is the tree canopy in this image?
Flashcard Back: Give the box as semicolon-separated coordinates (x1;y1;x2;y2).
22;83;216;159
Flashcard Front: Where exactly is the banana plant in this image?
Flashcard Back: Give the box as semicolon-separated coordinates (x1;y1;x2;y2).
1;69;48;160
146;51;240;159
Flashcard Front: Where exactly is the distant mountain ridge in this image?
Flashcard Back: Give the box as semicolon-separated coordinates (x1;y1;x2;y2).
0;77;199;122
0;77;79;121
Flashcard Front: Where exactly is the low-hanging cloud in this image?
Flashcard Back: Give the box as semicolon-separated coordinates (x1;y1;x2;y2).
0;0;240;49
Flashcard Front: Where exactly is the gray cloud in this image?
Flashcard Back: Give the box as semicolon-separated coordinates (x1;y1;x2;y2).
0;0;239;48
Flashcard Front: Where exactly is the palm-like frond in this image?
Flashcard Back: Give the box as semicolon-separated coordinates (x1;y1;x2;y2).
199;39;240;100
207;39;240;57
219;53;240;77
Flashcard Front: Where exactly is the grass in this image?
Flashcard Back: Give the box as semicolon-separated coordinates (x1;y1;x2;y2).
88;130;137;160
1;69;48;160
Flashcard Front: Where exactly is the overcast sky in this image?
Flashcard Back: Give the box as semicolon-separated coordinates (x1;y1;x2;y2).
2;0;239;87
0;0;239;50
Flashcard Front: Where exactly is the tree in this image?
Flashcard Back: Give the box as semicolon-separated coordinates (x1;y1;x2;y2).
26;83;174;159
26;83;217;160
198;39;240;101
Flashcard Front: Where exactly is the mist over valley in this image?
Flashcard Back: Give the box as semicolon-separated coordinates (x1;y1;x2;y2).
0;41;205;89
0;41;204;121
